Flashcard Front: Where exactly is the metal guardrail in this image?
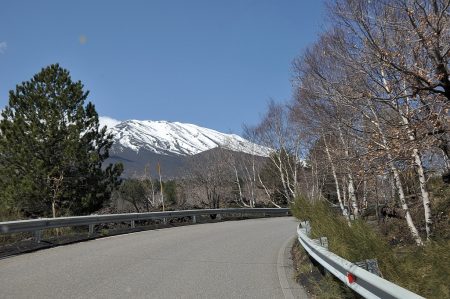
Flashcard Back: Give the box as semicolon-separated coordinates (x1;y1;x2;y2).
297;221;425;299
0;208;290;236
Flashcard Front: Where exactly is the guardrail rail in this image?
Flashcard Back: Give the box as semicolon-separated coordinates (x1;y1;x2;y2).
0;208;290;242
296;221;424;299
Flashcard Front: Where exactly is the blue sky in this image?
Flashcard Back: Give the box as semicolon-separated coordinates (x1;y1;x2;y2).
0;0;325;134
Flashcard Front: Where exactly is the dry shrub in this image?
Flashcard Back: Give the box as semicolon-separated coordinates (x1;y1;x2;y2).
290;196;450;299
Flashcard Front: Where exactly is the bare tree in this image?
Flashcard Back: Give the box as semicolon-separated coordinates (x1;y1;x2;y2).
186;148;233;209
245;101;305;203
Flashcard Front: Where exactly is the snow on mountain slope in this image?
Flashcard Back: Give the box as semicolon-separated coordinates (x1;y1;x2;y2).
107;120;271;157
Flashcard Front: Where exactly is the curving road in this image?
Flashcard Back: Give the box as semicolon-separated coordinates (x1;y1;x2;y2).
0;217;307;299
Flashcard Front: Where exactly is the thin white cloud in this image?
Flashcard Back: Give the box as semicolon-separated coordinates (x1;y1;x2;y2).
99;116;121;129
0;42;7;54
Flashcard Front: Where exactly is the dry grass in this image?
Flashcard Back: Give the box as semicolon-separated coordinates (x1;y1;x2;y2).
290;239;360;299
290;195;450;299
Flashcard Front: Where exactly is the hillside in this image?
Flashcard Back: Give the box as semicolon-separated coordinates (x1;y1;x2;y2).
103;119;271;177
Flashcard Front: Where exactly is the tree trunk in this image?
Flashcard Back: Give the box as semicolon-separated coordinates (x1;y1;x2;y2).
323;134;347;217
362;178;368;211
234;165;246;206
400;89;433;239
337;125;359;217
258;173;282;208
390;161;423;245
272;154;290;202
342;177;348;212
157;163;165;211
52;200;56;219
412;148;432;240
251;159;256;207
368;104;423;245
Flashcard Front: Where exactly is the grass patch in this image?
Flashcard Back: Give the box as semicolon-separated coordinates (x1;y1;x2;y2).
291;239;360;299
290;196;450;299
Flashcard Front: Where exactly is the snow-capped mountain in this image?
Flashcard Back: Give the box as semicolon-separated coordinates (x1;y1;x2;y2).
107;120;271;157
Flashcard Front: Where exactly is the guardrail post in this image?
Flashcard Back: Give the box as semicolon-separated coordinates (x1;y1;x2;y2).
355;259;382;277
33;230;42;243
88;224;94;236
192;215;196;224
312;237;328;249
319;237;328;249
301;221;311;235
131;220;135;229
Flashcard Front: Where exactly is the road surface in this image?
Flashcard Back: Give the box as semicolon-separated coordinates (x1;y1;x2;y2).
0;217;307;298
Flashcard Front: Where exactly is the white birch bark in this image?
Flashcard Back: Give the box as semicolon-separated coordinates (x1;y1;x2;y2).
285;138;302;199
310;159;318;201
398;115;432;240
390;161;423;245
150;179;156;206
399;89;432;240
144;164;156;207
323;134;347;217
275;154;290;202
337;125;359;217
157;163;165;212
368;103;423;245
258;173;282;208
342;177;348;211
243;164;256;208
283;161;296;200
234;165;249;207
383;71;431;240
362;178;368;211
412;148;432;240
251;158;256;207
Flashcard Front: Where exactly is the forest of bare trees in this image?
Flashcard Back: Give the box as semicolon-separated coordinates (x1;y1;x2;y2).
248;0;449;245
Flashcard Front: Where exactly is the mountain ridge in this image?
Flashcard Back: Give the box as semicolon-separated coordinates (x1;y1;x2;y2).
107;119;270;157
102;119;272;177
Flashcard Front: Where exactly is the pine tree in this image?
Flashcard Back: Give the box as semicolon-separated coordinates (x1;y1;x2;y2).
0;64;123;218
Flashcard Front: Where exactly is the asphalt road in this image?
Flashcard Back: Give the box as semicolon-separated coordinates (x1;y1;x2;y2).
0;217;307;299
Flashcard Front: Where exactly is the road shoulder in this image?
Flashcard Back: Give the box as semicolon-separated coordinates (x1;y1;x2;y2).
277;235;309;299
